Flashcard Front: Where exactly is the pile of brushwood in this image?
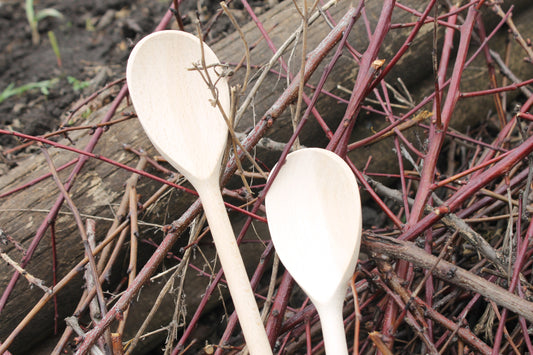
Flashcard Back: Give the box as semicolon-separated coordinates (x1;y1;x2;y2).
1;0;533;353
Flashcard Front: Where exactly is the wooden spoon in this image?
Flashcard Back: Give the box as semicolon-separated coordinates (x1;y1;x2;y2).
265;148;362;354
127;30;272;354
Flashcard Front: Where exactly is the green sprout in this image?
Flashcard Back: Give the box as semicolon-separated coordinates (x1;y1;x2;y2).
0;79;58;104
67;76;90;92
47;31;62;67
25;0;63;45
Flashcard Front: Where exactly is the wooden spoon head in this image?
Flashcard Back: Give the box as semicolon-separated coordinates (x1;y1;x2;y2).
265;148;362;304
127;30;230;182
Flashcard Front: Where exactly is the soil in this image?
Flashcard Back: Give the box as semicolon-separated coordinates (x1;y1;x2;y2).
0;0;268;151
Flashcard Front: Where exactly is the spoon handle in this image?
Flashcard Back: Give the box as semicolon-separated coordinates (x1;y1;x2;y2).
197;183;272;355
316;297;349;355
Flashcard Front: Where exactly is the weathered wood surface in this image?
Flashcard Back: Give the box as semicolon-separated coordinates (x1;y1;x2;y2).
1;0;532;352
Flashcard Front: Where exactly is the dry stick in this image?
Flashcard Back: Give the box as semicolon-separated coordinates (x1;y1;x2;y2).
213;243;275;354
493;200;533;355
0;85;129;316
233;0;338;128
487;300;521;355
37;170;169;355
53;231;132;354
65;317;105;355
171;0;185;31
369;265;438;354
408;3;479;224
414;295;492;354
220;1;250;94
398;230;459;332
363;233;533;322
0;128;266;222
398;98;533;244
0;158;79;199
368;332;394;355
489;50;533;98
327;0;397;156
40;145;113;352
437;290;483;354
491;3;533;62
50;221;59;335
349;274;361;355
125;215;205;354
264;271;295;346
380;262;440;354
367;177;506;270
261;253;280;322
52;156;148;355
290;0;320;149
430;3;446;131
1;216;129;353
116;184;139;337
84;220;102;325
111;333;124;355
500;32;512;111
476;15;506;129
98;154;148;273
0;247;51;294
193;23;267;188
163;219;208;355
0;229;24;253
350;111;432;149
372;85;415;221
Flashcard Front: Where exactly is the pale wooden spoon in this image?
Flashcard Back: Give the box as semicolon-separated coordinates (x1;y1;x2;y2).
265;148;362;355
127;30;271;354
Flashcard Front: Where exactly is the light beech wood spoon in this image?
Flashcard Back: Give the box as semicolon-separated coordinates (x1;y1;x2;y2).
265;148;362;354
127;30;271;354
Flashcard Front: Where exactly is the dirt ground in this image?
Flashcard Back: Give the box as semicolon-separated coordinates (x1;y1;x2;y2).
0;0;268;151
0;1;153;146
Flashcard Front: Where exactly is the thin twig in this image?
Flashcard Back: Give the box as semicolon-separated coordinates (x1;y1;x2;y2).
0;247;51;294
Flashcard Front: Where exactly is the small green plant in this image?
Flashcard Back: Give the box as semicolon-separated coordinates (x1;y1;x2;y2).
47;31;62;67
67;76;90;92
0;79;58;104
25;0;63;45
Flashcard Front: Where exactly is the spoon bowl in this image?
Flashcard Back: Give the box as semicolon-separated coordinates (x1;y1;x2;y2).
265;148;362;354
127;30;229;183
127;30;271;354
